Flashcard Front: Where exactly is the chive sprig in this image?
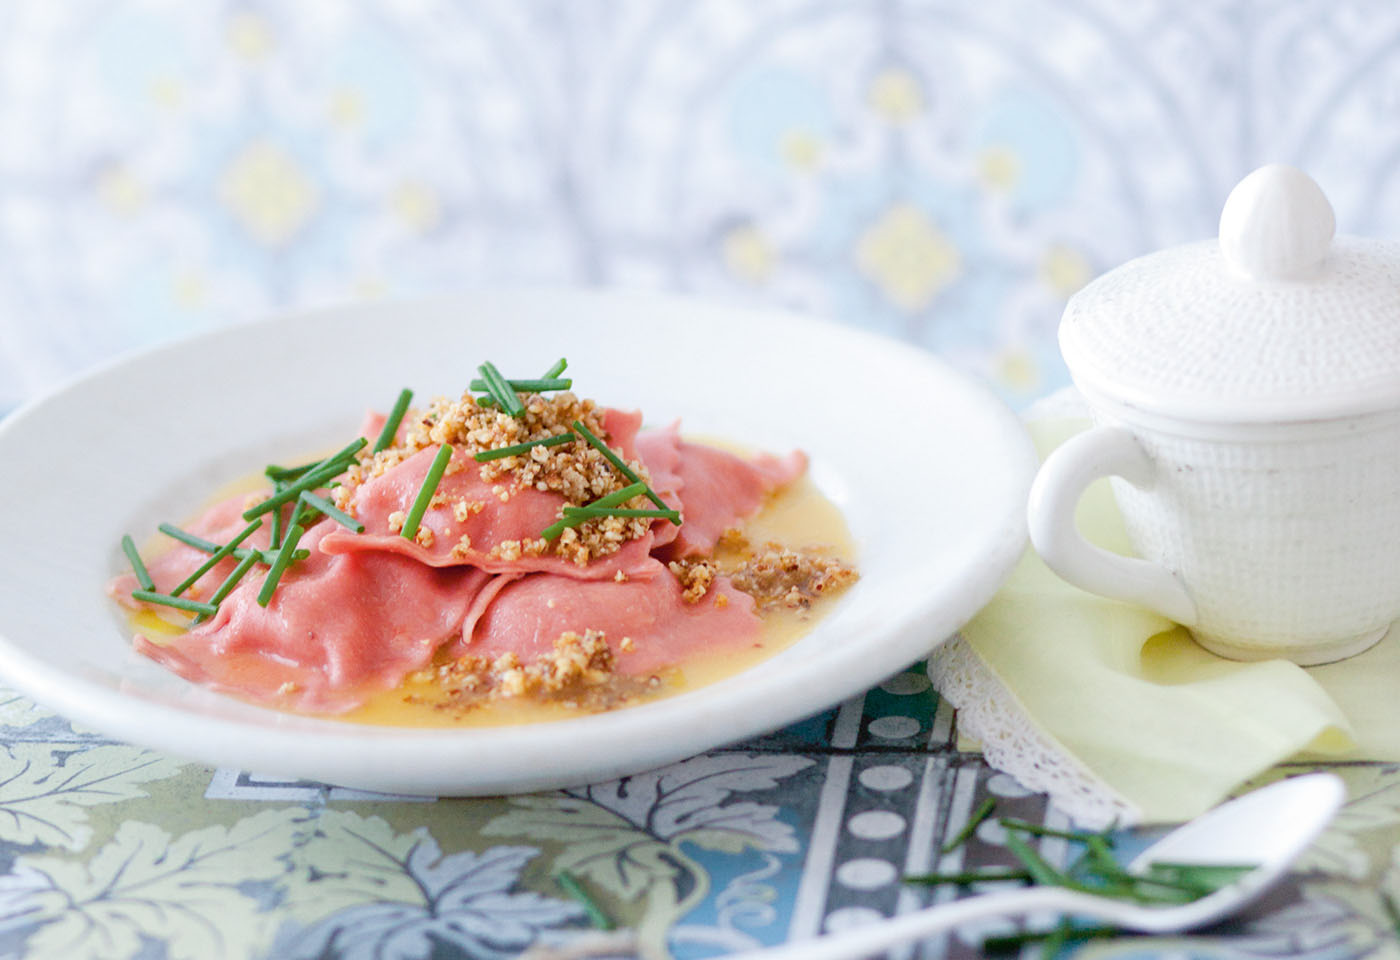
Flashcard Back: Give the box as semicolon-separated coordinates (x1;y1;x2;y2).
373;388;413;453
401;443;453;541
473;432;576;463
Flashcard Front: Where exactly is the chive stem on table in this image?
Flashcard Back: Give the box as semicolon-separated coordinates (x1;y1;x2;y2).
572;420;671;513
473;432;576;462
1383;890;1400;938
373;388;413;453
401;444;453;541
999;818;1114;845
942;797;996;854
170;519;262;598
121;535;155;591
131;590;218;617
193;552;259;624
555;870;613;931
540;481;648;541
299;490;364;532
1002;832;1072;889
981;924;1121;954
467;377;572;394
477;362;524;417
903;868;1031;886
257;524;306;607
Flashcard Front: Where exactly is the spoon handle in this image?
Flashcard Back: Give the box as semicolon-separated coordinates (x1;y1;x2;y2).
730;885;1092;960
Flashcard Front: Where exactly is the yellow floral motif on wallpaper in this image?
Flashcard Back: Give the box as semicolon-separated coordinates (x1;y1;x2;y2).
856;204;961;311
391;181;441;233
226;12;274;62
780;130;824;171
722;225;775;283
978;145;1021;191
97;166;147;216
218;140;319;247
1040;242;1091;297
868;68;924;121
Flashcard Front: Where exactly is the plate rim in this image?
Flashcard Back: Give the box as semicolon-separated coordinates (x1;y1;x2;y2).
0;287;1036;794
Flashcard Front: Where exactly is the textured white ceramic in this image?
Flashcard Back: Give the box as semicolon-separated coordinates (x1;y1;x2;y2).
0;289;1036;795
1030;165;1400;665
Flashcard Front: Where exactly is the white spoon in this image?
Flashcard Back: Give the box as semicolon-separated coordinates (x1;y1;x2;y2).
735;772;1345;960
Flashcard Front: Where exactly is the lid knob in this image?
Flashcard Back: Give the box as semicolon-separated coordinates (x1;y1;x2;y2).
1218;164;1335;282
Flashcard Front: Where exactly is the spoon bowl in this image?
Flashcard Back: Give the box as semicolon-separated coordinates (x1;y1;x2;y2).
736;773;1345;960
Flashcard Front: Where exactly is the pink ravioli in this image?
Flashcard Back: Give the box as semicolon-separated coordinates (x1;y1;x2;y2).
127;522;501;713
453;559;763;675
655;438;807;559
116;402;812;715
321;407;661;580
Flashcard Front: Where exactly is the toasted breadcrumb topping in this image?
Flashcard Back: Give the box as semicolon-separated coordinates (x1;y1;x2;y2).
727;543;859;611
407;629;661;711
336;390;662;565
668;559;717;603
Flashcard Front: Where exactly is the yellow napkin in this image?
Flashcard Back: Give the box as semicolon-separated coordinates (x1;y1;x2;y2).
957;418;1400;823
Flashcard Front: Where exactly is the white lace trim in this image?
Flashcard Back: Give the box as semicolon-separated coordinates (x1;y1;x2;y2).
929;633;1142;829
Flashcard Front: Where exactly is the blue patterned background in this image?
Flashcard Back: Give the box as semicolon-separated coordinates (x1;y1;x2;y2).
3;0;1400;412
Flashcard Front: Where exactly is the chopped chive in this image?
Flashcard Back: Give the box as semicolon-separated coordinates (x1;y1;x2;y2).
121;535;155;591
242;438;367;521
269;493;284;550
257;524;306;607
473;432;576;463
542;357;567;379
193;552;259;624
1002;832;1071;889
999;818;1111;844
1144;862;1254;890
131;590;218;617
904;868;1030;886
942;797;996;854
1383;890;1400;938
478;362;524;417
1039;919;1072;960
401;444;453;541
981;924;1121;953
299;491;364;533
1085;835;1119;878
555;871;612;931
540;482;648;541
572;420;670;513
373;388;413;453
467;377;572;394
561;505;681;522
158;523;283;565
171;519;262;597
265;460;317;482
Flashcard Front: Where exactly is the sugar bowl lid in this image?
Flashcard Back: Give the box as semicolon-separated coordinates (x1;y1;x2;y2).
1059;164;1400;423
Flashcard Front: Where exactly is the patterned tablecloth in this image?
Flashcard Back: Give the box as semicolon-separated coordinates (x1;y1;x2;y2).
0;658;1393;960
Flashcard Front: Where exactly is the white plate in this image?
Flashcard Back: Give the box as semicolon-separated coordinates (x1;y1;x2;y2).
0;289;1035;795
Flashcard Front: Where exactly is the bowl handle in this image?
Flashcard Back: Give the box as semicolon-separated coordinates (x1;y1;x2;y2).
1027;425;1198;625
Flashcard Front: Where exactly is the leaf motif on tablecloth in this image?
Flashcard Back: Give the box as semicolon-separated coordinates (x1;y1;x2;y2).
484;754;811;900
0;808;303;960
1295;776;1400;880
0;743;185;851
0;689;50;729
275;811;580;960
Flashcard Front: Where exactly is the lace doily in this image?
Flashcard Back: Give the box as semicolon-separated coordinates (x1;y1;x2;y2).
929;634;1141;829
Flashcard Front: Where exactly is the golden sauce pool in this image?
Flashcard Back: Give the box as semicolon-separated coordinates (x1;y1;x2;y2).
129;454;857;727
343;472;857;726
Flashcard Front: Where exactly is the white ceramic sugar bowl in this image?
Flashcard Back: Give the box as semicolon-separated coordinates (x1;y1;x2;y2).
1028;164;1400;666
